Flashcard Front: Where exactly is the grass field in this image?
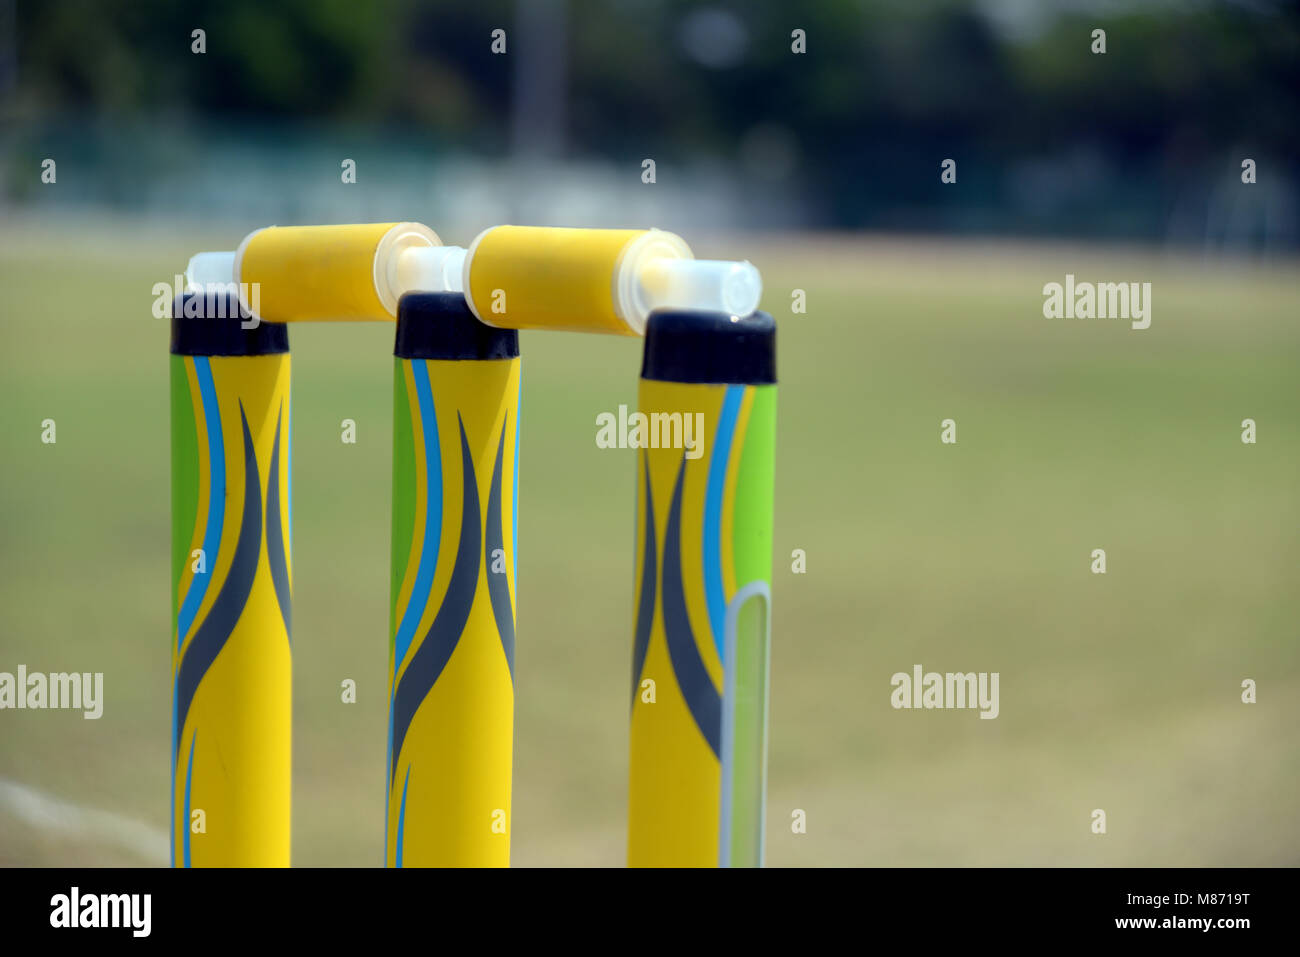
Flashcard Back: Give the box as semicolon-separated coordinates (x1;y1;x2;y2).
1;217;1296;866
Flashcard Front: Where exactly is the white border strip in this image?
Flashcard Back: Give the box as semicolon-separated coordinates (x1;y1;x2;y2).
718;581;772;868
0;777;168;865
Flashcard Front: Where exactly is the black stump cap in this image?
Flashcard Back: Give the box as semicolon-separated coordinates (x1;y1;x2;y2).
394;292;519;361
640;309;777;385
170;292;288;357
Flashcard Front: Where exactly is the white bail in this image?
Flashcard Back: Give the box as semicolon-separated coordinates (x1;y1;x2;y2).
393;246;467;296
185;251;236;290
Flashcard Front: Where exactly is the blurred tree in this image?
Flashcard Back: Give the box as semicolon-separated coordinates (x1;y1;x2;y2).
6;0;1298;238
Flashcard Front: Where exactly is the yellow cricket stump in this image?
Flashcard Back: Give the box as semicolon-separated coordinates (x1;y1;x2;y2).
170;292;292;866
386;293;520;866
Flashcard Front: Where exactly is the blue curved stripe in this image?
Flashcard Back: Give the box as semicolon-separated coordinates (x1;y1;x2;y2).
182;732;196;868
631;454;656;706
177;356;225;651
389;416;481;785
392;361;442;680
384;703;395;854
287;399;293;553
485;415;515;676
396;765;411;868
385;713;393;851
663;456;722;757
174;405;262;759
266;404;291;638
170;693;177;867
512;373;520;583
703;387;743;656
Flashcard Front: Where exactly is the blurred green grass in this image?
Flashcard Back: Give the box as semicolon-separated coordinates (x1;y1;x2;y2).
0;219;1296;866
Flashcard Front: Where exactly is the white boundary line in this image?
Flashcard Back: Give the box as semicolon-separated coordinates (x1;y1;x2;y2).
0;777;168;865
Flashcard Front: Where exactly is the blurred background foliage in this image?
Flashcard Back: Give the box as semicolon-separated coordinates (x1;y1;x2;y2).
0;1;1296;868
3;0;1298;242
